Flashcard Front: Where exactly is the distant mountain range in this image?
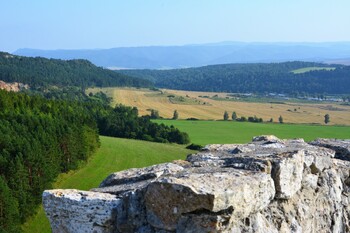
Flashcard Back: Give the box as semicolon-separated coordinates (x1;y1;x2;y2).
14;42;350;69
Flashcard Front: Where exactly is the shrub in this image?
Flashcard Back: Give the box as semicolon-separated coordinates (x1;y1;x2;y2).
186;143;203;150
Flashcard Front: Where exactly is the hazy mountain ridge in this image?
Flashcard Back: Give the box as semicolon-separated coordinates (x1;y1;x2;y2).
14;42;350;69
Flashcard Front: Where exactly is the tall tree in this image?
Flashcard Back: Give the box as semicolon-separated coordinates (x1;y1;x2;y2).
231;111;237;121
324;114;330;124
172;110;179;120
223;111;229;121
279;115;284;124
150;109;160;119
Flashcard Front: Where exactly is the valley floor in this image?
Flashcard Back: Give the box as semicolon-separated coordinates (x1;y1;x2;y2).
88;87;350;125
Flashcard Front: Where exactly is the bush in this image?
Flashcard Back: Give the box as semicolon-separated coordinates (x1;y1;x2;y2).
237;116;247;122
149;87;160;91
186;143;203;150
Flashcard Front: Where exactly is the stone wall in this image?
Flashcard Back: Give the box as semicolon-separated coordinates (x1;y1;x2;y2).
43;136;350;233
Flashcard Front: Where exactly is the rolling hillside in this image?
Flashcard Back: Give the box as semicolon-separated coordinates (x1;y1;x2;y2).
0;52;152;89
118;61;350;94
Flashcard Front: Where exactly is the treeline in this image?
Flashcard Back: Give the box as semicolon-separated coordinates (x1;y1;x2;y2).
39;89;190;144
0;90;100;232
95;104;190;144
118;61;349;94
0;52;152;88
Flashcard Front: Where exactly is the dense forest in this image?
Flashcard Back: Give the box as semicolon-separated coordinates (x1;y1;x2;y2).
0;52;152;88
0;90;100;232
118;61;350;94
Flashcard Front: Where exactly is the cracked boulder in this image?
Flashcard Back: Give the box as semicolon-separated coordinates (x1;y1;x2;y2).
144;168;275;231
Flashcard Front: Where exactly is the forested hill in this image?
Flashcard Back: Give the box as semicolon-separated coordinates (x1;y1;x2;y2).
0;52;152;88
118;61;349;94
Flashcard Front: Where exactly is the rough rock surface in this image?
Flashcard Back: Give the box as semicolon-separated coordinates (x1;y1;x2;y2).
43;136;350;233
0;80;29;92
310;138;350;161
42;189;121;233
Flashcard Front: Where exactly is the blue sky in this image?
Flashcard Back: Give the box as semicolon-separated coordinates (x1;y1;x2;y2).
1;0;350;52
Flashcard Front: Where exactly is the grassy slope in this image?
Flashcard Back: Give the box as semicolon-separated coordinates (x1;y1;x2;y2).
23;136;192;233
155;120;350;145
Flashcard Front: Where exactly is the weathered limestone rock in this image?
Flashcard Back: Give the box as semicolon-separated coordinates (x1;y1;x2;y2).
43;136;350;233
144;168;275;230
252;135;283;143
271;150;304;199
310;138;350;161
91;163;184;232
42;189;121;233
98;163;184;188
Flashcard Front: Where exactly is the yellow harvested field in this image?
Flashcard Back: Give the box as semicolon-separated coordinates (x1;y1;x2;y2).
87;87;350;125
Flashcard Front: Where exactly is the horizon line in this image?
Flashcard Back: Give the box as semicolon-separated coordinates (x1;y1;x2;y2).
12;40;350;53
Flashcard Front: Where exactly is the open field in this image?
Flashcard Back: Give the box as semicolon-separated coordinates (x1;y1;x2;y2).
291;66;335;74
23;136;192;233
88;87;350;125
155;120;350;145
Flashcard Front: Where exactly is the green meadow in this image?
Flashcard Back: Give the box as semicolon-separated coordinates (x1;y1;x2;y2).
291;66;335;74
23;136;192;233
155;120;350;145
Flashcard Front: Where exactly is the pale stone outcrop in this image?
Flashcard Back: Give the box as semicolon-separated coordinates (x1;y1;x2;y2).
0;80;29;92
42;189;121;233
43;136;350;233
144;168;275;230
98;163;184;188
310;138;350;161
270;150;304;199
